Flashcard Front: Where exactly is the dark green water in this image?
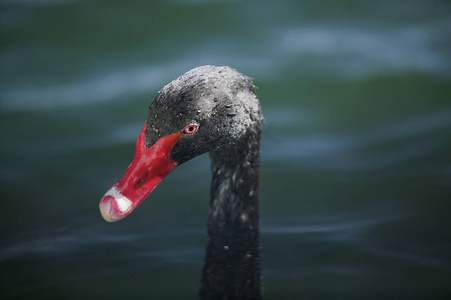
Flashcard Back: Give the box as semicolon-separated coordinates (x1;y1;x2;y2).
1;0;451;299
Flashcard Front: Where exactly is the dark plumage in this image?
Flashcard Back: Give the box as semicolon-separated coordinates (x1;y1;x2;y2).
147;65;263;299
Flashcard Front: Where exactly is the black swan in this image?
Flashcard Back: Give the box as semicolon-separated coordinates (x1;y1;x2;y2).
99;65;263;299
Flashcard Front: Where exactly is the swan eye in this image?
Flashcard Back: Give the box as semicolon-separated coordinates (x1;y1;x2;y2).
183;124;198;135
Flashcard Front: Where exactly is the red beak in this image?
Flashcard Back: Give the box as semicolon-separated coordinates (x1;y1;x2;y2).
99;122;183;222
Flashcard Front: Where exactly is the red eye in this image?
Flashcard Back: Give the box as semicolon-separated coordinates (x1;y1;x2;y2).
183;124;198;135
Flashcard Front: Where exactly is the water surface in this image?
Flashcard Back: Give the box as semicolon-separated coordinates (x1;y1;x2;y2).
1;0;450;299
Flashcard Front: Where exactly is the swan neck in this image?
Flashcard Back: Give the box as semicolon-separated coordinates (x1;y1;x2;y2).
201;127;262;299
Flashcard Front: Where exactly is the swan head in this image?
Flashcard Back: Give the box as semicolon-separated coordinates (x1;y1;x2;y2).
99;65;262;222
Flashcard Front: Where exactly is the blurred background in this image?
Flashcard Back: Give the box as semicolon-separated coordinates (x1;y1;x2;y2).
1;0;450;299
